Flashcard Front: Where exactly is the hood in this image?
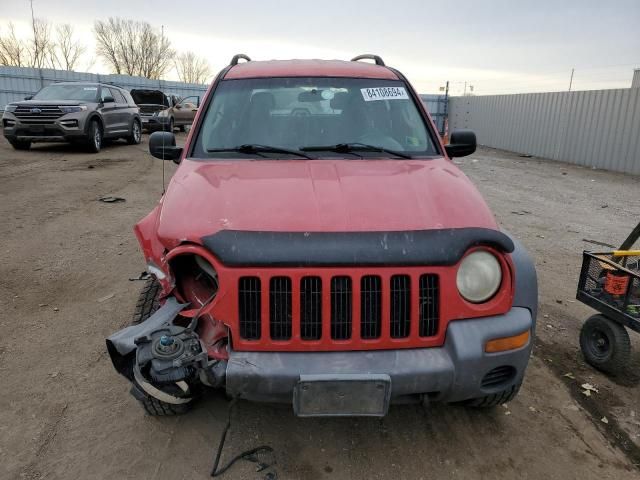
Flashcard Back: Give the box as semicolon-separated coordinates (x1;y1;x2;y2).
130;89;169;107
156;158;498;248
10;100;89;106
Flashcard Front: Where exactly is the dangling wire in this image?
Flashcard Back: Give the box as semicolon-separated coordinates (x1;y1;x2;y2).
210;397;275;477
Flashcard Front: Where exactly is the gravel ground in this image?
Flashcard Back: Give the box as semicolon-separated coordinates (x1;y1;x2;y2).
0;135;638;479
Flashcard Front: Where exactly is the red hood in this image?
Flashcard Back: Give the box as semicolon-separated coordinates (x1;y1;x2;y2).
156;157;498;247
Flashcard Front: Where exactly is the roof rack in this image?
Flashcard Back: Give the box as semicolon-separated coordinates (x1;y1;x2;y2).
230;54;251;66
351;54;385;66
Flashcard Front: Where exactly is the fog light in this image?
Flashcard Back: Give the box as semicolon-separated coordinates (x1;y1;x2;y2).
485;330;530;353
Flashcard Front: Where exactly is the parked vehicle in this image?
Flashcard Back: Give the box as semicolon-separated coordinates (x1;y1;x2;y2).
107;54;538;417
2;82;141;152
130;89;199;132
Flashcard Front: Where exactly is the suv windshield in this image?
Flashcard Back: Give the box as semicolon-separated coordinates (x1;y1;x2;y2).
192;77;439;159
32;84;99;102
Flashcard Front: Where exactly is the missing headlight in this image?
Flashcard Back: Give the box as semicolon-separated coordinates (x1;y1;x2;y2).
169;254;219;307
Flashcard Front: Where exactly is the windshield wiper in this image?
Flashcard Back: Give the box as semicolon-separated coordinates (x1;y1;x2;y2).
300;143;413;159
207;144;313;159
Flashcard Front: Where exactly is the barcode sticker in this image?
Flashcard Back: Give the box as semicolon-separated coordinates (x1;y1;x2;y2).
361;87;409;102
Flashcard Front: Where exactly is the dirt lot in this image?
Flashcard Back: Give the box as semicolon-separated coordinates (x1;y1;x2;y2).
0;135;639;480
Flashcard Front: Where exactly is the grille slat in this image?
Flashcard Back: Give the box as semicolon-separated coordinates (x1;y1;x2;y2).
331;276;352;340
390;275;411;338
300;276;322;340
419;275;439;337
269;277;292;340
360;276;382;339
239;277;261;340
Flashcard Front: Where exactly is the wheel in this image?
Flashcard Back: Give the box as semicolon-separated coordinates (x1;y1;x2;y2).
127;119;142;145
86;119;102;153
9;139;31;150
164;117;174;132
580;314;631;374
130;278;192;416
463;382;522;408
179;124;185;132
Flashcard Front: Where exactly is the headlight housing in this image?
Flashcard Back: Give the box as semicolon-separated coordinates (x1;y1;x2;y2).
5;104;18;112
59;105;87;114
456;250;502;303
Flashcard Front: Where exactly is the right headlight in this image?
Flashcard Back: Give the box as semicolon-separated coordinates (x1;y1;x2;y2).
456;250;502;303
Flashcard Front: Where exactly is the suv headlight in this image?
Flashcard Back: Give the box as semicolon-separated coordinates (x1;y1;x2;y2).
456;250;502;303
5;104;17;112
59;105;87;113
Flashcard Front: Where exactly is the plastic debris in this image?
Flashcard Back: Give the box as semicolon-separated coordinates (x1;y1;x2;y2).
601;417;609;424
564;372;576;380
581;383;599;393
98;196;126;203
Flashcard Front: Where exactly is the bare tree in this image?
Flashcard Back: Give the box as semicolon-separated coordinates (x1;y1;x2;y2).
49;24;86;71
94;17;173;79
0;23;27;66
174;51;211;84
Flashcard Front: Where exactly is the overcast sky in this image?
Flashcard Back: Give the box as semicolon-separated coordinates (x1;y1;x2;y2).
1;0;639;94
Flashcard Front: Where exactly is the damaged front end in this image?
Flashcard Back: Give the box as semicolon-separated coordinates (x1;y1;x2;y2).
107;237;229;411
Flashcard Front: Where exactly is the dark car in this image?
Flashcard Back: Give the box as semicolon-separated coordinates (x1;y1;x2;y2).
107;54;537;418
2;82;142;152
130;89;199;132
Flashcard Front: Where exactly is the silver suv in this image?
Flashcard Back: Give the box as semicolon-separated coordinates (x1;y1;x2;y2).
2;82;142;152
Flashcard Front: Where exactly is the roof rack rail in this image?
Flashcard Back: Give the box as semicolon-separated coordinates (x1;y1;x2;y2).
350;54;385;66
230;54;251;66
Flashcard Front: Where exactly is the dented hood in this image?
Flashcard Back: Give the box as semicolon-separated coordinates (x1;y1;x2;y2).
156;157;498;248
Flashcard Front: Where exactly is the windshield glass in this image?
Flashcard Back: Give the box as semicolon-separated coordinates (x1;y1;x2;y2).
192;77;439;158
32;84;99;102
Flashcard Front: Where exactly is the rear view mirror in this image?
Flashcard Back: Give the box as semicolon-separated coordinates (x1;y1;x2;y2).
149;131;183;164
445;129;477;158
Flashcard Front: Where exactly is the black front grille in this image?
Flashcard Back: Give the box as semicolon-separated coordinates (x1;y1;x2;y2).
331;276;352;340
390;275;411;338
238;277;261;339
14;105;64;124
300;276;322;340
419;275;439;337
481;366;516;388
269;276;292;340
360;275;382;339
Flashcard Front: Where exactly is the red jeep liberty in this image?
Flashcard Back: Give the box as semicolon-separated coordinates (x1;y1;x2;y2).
107;54;537;417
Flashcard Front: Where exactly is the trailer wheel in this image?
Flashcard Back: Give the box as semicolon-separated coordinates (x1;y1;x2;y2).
580;314;631;374
130;277;192;416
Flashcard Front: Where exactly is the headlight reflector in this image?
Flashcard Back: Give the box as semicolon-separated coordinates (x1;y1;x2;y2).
456;250;502;303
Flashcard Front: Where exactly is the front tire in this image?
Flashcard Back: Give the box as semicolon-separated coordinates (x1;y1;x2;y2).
127;119;141;145
131;278;192;416
9;139;31;150
580;314;631;374
86;119;102;153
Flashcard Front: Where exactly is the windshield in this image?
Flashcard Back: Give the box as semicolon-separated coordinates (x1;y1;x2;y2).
192;77;439;159
32;84;99;102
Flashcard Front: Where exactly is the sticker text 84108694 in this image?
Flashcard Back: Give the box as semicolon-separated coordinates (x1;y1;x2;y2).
360;86;409;102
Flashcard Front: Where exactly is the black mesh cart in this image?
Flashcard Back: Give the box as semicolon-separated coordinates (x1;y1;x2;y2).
576;221;640;374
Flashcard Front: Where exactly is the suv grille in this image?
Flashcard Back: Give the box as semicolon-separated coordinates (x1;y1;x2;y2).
238;273;440;343
13;105;65;124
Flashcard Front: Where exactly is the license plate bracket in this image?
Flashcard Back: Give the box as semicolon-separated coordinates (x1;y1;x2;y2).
293;374;391;417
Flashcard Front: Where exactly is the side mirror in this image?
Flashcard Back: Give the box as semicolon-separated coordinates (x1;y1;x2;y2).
175;104;182;109
24;95;33;100
445;130;477;158
149;131;183;164
103;96;115;103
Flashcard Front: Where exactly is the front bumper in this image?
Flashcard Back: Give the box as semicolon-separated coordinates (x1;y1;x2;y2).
226;307;533;411
141;115;170;130
3;112;88;142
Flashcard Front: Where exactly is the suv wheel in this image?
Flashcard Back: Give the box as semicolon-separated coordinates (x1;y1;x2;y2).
9;139;31;150
130;278;193;416
86;119;102;153
127;119;142;145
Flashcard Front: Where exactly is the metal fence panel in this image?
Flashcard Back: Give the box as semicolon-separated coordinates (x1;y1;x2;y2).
0;66;208;110
448;88;640;175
